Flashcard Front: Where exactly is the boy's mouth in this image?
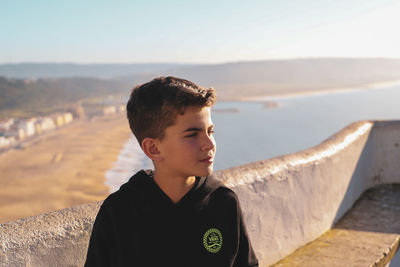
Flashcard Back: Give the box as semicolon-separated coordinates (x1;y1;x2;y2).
200;156;214;163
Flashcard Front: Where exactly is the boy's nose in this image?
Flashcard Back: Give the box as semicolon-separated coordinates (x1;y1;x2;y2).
201;134;216;152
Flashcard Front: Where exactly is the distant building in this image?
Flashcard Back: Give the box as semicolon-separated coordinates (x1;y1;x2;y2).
0;118;15;131
34;122;42;134
52;114;65;127
35;117;56;133
0;136;8;148
51;112;74;127
67;105;86;118
6;124;25;140
18;118;36;137
103;106;116;115
0;135;15;148
117;104;125;113
0;113;72;150
63;113;73;124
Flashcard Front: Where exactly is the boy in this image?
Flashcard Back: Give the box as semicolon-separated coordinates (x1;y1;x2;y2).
85;76;258;267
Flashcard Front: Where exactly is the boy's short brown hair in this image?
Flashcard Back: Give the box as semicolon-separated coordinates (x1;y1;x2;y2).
126;76;217;145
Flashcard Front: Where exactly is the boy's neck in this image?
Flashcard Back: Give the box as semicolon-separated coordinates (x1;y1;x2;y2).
152;170;197;204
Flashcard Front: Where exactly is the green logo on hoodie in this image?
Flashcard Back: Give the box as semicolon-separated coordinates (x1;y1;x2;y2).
203;228;223;253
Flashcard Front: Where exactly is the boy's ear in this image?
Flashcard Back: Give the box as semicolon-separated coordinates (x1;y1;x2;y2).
141;137;164;162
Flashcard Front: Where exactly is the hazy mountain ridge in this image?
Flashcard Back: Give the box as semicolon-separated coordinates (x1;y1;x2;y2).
0;76;128;119
0;63;190;79
115;58;400;99
2;58;400;119
165;58;400;99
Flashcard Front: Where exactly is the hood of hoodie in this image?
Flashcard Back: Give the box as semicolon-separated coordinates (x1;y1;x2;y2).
118;169;225;212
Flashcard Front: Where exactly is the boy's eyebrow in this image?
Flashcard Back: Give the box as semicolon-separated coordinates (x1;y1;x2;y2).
182;125;214;133
183;127;201;133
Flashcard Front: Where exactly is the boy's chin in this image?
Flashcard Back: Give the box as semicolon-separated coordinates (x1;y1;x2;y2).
199;166;214;177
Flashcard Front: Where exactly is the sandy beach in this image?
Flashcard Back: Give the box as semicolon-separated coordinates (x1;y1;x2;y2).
238;79;400;102
0;113;131;223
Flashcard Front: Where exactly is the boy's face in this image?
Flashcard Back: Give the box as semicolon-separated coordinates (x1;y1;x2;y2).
156;106;216;179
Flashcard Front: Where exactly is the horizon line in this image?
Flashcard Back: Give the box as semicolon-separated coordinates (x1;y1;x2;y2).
2;56;400;66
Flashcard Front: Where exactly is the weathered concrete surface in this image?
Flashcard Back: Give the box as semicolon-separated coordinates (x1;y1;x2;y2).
371;121;400;185
0;202;101;267
216;120;377;265
271;184;400;267
0;120;400;267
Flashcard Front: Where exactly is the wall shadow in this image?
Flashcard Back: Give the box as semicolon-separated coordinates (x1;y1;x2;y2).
334;183;400;234
331;126;400;234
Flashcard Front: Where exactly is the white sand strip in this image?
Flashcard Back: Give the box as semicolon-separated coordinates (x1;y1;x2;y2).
105;136;151;193
241;79;400;101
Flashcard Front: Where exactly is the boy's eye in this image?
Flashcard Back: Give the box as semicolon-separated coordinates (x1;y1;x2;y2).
185;132;198;137
184;129;214;138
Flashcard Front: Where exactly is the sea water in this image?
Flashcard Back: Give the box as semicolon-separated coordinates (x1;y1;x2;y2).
106;84;400;192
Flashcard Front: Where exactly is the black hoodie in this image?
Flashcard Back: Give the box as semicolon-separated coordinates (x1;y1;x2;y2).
85;170;258;267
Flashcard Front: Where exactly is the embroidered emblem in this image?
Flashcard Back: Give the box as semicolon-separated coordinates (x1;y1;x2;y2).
203;228;223;253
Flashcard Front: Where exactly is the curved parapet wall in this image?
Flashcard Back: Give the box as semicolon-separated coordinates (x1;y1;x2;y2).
219;120;400;265
1;120;400;266
0;202;101;266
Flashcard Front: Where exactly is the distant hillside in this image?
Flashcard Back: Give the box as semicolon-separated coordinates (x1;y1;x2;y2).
2;58;400;119
162;58;400;99
0;77;129;119
0;63;189;79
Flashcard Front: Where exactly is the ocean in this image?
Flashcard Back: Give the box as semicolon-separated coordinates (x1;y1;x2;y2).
106;83;400;192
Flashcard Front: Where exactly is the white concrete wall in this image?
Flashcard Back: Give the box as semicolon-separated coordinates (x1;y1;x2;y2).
0;202;101;267
217;120;400;266
0;120;399;267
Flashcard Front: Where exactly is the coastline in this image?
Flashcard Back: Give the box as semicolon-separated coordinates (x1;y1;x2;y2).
0;113;131;223
239;79;400;102
105;136;151;193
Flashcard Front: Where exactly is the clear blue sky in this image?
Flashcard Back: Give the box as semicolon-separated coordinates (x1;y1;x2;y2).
1;0;400;64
